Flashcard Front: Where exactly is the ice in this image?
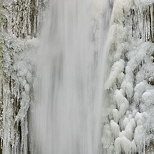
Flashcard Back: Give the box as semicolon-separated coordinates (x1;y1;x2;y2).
103;0;154;153
115;137;122;154
101;124;113;149
124;119;136;140
119;101;129;118
111;120;120;138
114;89;128;109
134;81;146;104
112;109;120;123
105;59;125;89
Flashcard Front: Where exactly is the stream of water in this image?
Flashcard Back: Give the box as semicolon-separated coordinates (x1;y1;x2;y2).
31;0;112;153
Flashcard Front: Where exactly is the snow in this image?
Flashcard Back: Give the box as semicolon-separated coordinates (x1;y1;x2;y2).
1;33;35;153
101;124;114;149
122;117;129;129
110;120;120;138
134;81;146;104
112;109;119;123
131;140;137;153
24;84;30;93
124;119;136;140
115;136;133;154
134;125;145;152
119;101;129;118
105;59;125;89
115;137;122;154
120;136;132;153
114;89;128;109
103;0;154;153
142;90;154;106
135;0;154;6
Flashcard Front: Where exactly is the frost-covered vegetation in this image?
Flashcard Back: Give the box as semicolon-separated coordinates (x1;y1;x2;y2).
0;0;41;153
2;35;33;154
102;0;154;153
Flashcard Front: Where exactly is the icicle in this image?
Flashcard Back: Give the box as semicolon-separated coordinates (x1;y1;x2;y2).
105;59;125;89
110;120;120;138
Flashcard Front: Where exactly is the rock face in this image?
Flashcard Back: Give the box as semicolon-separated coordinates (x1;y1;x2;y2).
103;1;154;154
11;0;38;38
0;0;41;153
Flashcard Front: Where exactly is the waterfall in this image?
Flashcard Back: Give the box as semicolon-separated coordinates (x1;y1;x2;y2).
1;0;154;153
30;0;112;154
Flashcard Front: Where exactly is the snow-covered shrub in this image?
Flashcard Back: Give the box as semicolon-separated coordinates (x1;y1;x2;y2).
102;0;154;153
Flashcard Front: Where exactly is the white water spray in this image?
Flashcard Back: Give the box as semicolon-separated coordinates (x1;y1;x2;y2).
31;0;112;154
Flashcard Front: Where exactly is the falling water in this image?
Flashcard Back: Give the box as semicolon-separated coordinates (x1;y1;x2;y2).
31;0;112;154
